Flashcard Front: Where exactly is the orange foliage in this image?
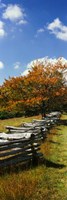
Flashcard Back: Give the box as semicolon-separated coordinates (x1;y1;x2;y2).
0;63;67;118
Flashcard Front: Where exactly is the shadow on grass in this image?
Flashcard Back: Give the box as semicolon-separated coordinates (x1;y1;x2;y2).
0;160;31;176
51;133;62;136
58;119;67;125
42;157;65;169
49;140;60;145
0;156;65;177
56;128;61;130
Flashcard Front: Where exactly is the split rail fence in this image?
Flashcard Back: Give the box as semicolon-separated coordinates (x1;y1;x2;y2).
0;112;61;169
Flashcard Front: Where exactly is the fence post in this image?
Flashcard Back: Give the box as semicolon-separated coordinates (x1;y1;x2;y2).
40;127;47;141
30;133;38;166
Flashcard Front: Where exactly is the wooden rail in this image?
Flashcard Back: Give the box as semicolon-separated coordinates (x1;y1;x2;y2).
0;133;43;168
0;112;60;169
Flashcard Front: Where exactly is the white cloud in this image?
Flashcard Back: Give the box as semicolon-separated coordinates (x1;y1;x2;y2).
0;61;4;69
35;28;44;38
0;20;6;37
14;62;21;69
37;28;45;33
47;18;67;41
3;4;26;22
17;19;27;25
21;69;29;76
21;57;67;80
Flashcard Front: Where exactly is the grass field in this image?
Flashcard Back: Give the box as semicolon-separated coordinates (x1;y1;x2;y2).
0;115;41;132
0;114;67;200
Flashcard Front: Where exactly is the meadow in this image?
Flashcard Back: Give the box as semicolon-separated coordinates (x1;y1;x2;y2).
0;114;67;200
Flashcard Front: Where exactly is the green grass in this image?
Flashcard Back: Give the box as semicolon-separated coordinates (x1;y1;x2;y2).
0;115;67;200
0;115;41;132
61;114;67;120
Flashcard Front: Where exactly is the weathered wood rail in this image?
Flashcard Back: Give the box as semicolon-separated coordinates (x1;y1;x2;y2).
0;112;61;169
0;133;43;168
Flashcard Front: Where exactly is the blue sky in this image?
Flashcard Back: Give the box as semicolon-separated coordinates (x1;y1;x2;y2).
0;0;67;84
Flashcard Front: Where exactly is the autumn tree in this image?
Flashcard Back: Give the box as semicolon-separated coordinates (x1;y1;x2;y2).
24;63;67;114
0;62;67;119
